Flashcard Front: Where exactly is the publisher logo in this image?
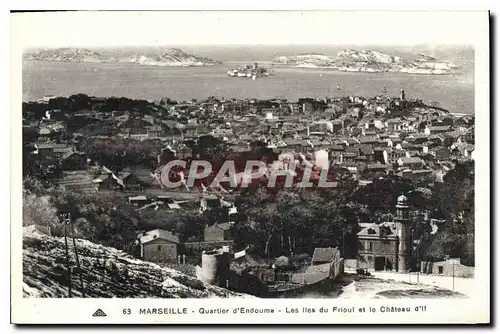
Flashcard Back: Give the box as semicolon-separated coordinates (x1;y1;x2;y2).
92;309;107;317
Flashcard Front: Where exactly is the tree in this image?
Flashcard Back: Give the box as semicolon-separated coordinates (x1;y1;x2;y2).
22;189;58;227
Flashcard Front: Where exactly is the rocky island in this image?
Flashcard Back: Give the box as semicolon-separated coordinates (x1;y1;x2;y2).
273;49;460;75
23;47;221;67
120;48;221;67
23;48;109;63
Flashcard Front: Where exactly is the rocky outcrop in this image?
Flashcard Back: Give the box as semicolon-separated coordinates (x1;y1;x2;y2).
23;48;107;63
273;54;336;67
273;49;459;75
24;48;220;67
121;48;221;67
22;228;252;298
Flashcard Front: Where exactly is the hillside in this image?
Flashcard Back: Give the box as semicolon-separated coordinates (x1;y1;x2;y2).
23;48;220;67
22;227;251;298
273;49;459;74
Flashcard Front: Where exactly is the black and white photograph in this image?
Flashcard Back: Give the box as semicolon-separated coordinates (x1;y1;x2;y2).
10;10;490;324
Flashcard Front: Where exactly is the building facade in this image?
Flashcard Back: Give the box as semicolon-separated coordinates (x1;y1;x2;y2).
356;195;413;272
137;229;180;263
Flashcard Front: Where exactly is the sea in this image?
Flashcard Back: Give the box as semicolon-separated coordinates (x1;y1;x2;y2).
22;46;475;115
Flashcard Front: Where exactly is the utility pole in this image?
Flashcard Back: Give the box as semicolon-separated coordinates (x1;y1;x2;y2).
67;213;86;297
62;214;72;298
342;226;345;259
453;261;455;292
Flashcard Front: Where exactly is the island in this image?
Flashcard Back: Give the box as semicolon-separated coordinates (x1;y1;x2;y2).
273;49;460;75
227;62;271;79
23;47;221;67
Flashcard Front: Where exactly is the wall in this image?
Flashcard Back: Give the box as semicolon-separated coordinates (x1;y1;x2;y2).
183;240;234;255
421;261;474;278
142;239;178;263
344;259;357;272
359;238;398;256
204;227;225;242
358;237;399;272
197;251;230;286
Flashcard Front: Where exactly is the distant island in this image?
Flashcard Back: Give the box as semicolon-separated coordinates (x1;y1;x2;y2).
273;49;460;75
23;48;221;67
227;62;271;79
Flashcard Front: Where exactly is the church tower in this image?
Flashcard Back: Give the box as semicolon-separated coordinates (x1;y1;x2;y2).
395;194;412;272
400;88;406;101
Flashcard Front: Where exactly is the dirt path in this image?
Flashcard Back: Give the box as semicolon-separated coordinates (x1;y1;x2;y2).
370;272;475;297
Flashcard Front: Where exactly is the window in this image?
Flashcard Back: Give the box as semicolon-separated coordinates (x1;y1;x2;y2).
157;245;161;251
369;242;373;252
438;266;443;274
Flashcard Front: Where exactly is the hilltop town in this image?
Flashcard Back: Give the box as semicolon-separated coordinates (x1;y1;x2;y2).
22;89;475;298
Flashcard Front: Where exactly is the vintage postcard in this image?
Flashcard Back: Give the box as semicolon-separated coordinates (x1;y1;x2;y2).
10;10;490;324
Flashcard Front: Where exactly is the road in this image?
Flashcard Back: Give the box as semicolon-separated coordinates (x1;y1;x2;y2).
369;271;475;297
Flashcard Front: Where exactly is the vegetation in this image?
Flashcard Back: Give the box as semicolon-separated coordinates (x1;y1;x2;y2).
22;95;475;266
23;160;475;266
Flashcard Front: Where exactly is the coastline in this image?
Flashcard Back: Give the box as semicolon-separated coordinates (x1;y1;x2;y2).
22;59;220;67
281;64;460;75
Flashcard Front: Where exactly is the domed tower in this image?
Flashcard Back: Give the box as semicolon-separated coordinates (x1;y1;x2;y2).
395;194;411;272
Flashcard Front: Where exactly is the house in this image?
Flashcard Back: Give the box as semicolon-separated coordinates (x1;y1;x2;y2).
386;118;403;132
137;229;180;263
365;162;390;173
358;136;379;145
397;156;424;170
147;125;163;138
199;196;225;213
420;258;474;278
357;222;399;271
308;247;343;282
248;267;276;283
34;143;73;158
431;147;451;161
38;119;67;141
383;148;407;165
312;247;339;265
358;144;375;163
93;173;124;191
424;125;452;136
204;222;233;242
283;138;305;152
118;171;143;190
128;195;151;207
92;166;127;191
60;151;88;171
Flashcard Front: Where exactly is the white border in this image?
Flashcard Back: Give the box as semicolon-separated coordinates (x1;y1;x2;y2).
7;8;491;326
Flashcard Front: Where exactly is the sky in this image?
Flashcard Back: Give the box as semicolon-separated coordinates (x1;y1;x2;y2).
11;11;487;48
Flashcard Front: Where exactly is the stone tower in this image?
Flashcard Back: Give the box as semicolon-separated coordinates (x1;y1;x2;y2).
395;194;411;272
